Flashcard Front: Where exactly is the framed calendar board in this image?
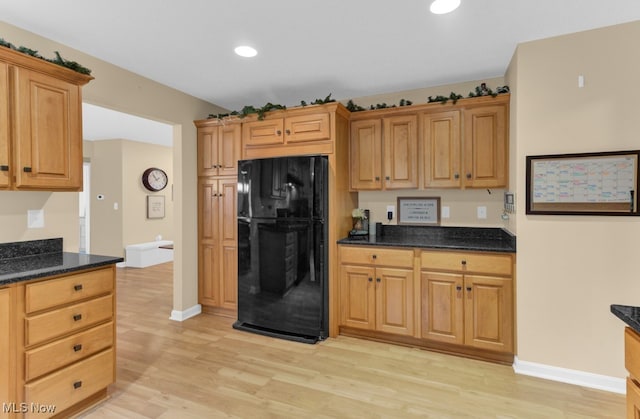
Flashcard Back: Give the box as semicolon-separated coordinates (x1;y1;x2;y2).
526;150;640;216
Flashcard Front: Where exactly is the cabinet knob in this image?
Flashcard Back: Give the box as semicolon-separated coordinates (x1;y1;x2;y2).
285;129;291;135
372;254;377;259
461;260;467;265
0;165;8;171
375;176;380;181
368;277;373;282
385;176;390;181
454;173;459;179
73;284;83;291
466;173;472;179
276;130;282;136
376;277;381;283
466;286;472;292
73;381;83;390
456;286;462;291
23;167;32;173
73;344;83;352
73;314;82;322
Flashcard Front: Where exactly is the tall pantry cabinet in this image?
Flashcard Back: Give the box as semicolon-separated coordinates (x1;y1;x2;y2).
194;120;242;316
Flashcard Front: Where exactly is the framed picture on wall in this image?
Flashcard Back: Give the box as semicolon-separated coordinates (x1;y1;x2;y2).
147;195;165;219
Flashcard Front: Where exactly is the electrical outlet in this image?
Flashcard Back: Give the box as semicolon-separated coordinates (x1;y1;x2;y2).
386;205;395;221
477;206;487;219
442;206;450;218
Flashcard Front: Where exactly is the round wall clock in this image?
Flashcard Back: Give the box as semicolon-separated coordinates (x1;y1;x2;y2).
142;167;168;191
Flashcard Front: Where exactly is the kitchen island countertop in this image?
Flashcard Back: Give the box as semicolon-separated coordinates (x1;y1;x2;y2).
611;304;640;335
0;238;123;285
338;225;516;253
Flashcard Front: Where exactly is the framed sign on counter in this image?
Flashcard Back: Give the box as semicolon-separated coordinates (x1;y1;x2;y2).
526;150;640;216
397;196;441;225
147;195;165;219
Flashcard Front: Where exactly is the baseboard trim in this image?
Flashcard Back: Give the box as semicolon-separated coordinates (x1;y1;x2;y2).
513;357;625;394
169;304;202;322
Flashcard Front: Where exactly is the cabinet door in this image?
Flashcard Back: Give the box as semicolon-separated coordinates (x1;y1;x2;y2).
198;178;219;242
197;126;219;177
627;377;640;419
242;118;285;146
340;265;376;330
0;287;12;413
219;178;238;309
421;271;464;344
375;267;414;336
463;104;507;188
0;62;9;188
284;112;329;143
422;110;461;188
350;119;382;190
383;115;418;189
13;67;82;189
199;241;219;307
463;274;513;352
218;124;241;176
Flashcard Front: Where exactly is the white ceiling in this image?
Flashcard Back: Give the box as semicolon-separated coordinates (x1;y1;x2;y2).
3;1;640;120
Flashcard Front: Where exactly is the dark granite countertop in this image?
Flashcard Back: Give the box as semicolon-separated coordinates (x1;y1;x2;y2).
611;304;640;335
0;238;123;286
337;225;516;253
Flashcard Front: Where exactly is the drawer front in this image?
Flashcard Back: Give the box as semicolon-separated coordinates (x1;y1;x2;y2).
24;349;114;419
626;327;640;380
25;294;113;347
25;322;113;381
421;250;512;276
340;246;414;268
25;267;114;313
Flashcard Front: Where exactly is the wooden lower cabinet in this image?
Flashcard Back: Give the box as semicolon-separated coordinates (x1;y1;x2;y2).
421;271;513;353
338;244;515;364
339;246;415;337
0;287;15;416
13;266;117;418
625;327;640;418
198;176;238;314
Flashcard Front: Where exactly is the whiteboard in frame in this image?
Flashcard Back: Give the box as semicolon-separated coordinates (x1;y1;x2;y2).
397;197;441;225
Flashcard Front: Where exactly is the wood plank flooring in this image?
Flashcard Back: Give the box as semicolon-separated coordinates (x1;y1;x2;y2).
79;262;624;418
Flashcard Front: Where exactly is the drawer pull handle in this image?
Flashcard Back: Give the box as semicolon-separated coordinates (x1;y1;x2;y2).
73;314;82;322
73;344;83;352
23;166;32;173
74;284;83;291
372;254;377;259
73;381;82;389
461;260;467;265
0;165;8;171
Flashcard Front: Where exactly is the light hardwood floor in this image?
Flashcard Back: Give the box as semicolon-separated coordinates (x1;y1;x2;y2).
80;262;624;418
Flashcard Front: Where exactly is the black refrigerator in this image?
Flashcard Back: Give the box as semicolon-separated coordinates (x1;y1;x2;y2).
234;155;329;343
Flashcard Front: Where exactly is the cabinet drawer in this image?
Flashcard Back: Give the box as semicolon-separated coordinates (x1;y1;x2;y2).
24;348;114;419
25;267;113;313
25;322;113;381
626;327;640;380
421;250;512;276
25;294;113;346
340;246;414;268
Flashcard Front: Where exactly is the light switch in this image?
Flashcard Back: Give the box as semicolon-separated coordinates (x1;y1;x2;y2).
27;209;44;228
442;206;450;218
477;206;487;219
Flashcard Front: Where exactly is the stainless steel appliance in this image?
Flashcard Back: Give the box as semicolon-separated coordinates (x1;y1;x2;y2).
234;155;328;343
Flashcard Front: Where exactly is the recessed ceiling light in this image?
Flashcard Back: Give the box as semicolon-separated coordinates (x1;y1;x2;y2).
430;0;460;14
234;46;257;58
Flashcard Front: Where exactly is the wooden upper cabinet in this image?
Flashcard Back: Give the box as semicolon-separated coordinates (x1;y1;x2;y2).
350;119;382;190
0;47;92;191
350;115;418;191
14;67;82;189
243;111;329;148
0;62;9;189
197;123;241;177
463;103;508;188
383;115;418;189
422;110;462;188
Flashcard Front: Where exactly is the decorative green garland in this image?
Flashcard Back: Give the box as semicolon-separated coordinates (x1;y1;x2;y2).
0;37;92;75
207;83;509;120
